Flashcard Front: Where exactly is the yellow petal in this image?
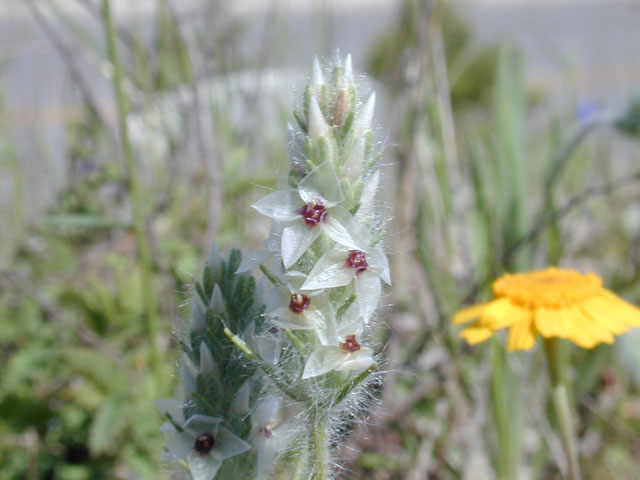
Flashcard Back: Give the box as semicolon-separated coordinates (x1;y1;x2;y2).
460;322;494;345
479;298;529;330
580;300;628;336
559;306;612;348
453;303;488;325
596;291;640;327
506;316;536;352
535;307;571;338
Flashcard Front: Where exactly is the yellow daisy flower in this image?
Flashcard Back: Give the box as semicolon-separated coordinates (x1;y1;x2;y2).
453;267;640;352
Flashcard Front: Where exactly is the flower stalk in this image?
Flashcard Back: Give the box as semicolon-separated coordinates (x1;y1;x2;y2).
311;411;330;480
543;337;582;480
490;340;519;480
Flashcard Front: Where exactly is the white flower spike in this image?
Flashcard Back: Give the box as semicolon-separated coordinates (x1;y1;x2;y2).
159;55;388;479
252;161;360;268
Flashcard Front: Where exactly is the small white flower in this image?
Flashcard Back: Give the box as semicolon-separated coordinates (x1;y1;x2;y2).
300;222;390;322
265;272;336;345
302;304;374;379
244;321;283;365
252;396;298;477
252;161;359;268
159;414;250;480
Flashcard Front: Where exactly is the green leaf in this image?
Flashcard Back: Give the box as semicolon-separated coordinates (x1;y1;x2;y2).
89;397;126;454
63;348;128;394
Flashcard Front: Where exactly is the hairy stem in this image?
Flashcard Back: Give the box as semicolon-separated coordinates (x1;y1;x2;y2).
102;0;160;377
543;337;582;480
310;411;330;480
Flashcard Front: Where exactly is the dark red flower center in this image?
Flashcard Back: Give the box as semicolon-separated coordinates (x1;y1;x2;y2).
345;250;368;273
289;293;311;314
260;423;274;439
268;325;280;335
341;334;361;353
300;201;328;226
194;432;215;456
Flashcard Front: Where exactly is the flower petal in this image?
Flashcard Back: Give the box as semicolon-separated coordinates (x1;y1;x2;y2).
369;245;391;285
535;307;572;338
337;302;365;338
187;451;223;480
281;220;322;268
255;332;283;365
506;317;536;352
302;346;345;379
252;189;301;221
323;206;361;250
298;161;344;207
184;415;224;437
355;272;381;323
269;308;315;330
338;347;375;371
452;303;488;325
265;285;292;316
563;305;614;347
479;298;529;330
580;302;629;336
213;426;251;460
166;432;194;460
460;322;494;344
301;249;353;290
305;305;337;345
592;291;640;327
254;396;282;426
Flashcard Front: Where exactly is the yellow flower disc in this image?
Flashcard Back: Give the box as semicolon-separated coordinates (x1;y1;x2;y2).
492;268;602;309
453;267;640;352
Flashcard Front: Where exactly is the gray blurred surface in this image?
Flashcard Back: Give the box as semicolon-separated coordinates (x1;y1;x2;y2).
1;0;639;223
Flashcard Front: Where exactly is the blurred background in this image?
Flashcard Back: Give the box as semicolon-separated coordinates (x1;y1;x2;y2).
1;0;639;478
